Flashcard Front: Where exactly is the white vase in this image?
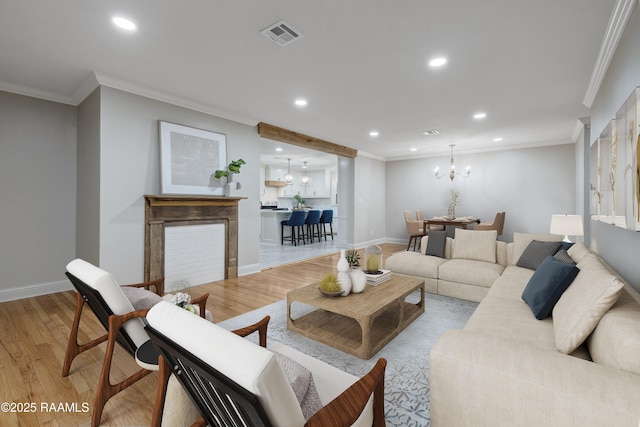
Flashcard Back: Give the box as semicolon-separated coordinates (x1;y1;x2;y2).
225;181;242;196
337;271;352;296
337;250;351;295
349;268;367;293
337;250;349;272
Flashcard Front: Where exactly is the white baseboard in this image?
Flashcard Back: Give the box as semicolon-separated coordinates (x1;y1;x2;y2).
353;237;388;249
0;279;73;303
385;237;408;245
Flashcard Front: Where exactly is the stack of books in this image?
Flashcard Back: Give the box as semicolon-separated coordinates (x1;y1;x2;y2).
364;269;391;285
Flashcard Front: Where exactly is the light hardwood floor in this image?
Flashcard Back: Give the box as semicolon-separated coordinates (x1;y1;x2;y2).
0;244;404;426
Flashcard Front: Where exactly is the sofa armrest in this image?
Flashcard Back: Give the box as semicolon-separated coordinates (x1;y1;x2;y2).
430;330;640;427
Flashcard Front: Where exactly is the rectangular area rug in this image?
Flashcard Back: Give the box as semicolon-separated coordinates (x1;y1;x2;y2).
218;292;478;427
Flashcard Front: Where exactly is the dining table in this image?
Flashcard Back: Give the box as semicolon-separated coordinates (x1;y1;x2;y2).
422;216;480;231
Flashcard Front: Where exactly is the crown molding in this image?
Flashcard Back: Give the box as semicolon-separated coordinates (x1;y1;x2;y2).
72;71;100;104
89;72;258;126
0;79;75;105
572;119;586;142
583;0;637;107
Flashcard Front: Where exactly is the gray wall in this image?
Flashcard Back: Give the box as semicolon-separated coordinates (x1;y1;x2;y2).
93;87;262;282
0;91;77;299
354;155;386;246
385;144;577;243
588;5;640;289
76;88;101;265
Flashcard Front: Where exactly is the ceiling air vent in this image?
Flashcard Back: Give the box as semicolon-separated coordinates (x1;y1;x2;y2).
261;20;304;47
422;129;440;135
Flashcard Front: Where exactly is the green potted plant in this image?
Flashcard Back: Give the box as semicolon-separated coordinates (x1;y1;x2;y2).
213;159;246;196
293;194;306;209
214;158;246;180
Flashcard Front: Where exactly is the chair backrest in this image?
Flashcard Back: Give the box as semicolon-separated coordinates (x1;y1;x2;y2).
304;210;321;224
476;212;506;235
319;209;333;223
146;301;305;427
66;259;149;353
416;210;425;221
286;210;307;226
404;210;421;234
497;212;506;235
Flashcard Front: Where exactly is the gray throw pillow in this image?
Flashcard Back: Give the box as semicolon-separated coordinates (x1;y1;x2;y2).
516;240;562;270
425;231;447;258
553;249;576;265
121;286;163;310
273;351;323;421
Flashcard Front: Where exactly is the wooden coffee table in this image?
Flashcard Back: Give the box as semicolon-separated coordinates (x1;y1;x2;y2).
287;275;425;359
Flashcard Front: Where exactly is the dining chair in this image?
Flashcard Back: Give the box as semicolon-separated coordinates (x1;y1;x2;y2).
319;209;334;241
404;210;425;251
281;210;307;245
417;210;444;232
475;212;506;236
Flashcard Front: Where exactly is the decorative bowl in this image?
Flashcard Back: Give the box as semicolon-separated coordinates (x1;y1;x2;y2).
318;288;342;297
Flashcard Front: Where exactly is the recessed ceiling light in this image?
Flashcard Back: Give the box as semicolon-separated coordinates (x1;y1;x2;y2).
473;112;487;120
369;131;379;137
429;57;447;67
112;16;137;31
294;98;308;107
493;137;503;142
275;147;283;152
410;148;418;152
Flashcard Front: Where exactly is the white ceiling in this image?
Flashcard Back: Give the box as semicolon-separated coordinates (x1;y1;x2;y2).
0;1;619;160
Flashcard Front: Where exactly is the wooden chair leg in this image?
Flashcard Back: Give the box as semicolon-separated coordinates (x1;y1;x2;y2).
151;354;172;427
62;292;108;377
92;311;153;427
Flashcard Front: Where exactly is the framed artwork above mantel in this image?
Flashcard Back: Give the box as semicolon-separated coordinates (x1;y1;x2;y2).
159;121;227;195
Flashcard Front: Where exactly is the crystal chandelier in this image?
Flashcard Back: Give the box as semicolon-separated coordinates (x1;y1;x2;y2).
283;158;294;185
434;144;471;181
299;161;312;186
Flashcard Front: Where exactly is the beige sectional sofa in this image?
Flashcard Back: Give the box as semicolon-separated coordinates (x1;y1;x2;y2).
386;230;640;426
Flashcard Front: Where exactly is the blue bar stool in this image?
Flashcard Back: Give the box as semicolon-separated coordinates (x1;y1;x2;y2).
281;210;307;245
304;210;321;243
319;209;334;241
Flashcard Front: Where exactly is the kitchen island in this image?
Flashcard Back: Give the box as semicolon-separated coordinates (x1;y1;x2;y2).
260;209;295;244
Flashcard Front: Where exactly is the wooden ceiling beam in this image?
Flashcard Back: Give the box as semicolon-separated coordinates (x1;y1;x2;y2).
258;122;357;158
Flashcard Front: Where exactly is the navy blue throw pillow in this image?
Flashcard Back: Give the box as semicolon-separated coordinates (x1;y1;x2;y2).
521;256;580;320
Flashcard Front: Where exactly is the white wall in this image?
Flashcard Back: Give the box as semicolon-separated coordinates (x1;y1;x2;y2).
588;4;640;289
0;91;77;299
94;87;261;282
385;144;576;243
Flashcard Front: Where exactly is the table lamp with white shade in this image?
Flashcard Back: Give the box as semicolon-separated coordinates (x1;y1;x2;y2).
550;214;584;243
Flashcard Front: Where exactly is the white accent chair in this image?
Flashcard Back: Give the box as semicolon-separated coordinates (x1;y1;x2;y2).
62;258;209;427
146;301;387;427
